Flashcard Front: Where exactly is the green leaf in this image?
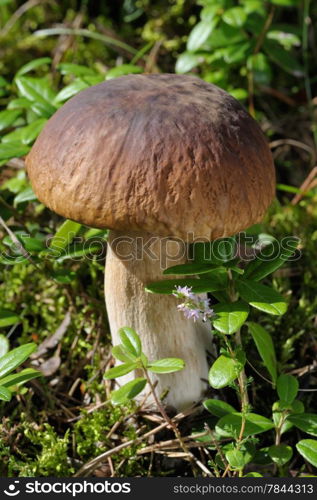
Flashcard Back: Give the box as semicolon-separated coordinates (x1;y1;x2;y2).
51;270;76;284
223;7;247;28
223;41;252;64
192;238;237;265
203;398;236;417
7;97;32;110
247;322;277;383
148;358;185;374
146;271;228;295
270;0;299;5
0;343;36;379
0;142;30;160
244;238;298;281
112;345;137;363
163;263;217;276
272;400;305;435
267;30;300;49
49;220;82;252
207;22;247;49
111;377;147;405
104;362;138;379
213;301;249;335
225;449;246;469
57;63;97;76
53;244;102;262
296;440;317;468
0;109;22;132
0;255;27;265
0;385;12;402
236;279;287;316
264;40;304;77
208;354;241;389
106;64;142;80
175;53;202;74
54;79;89;103
187;18;219;52
16;58;52;76
15;76;57;115
14;187;37;206
216;412;274;438
247;53;272;85
291;400;305;414
201;5;220;22
287;414;317;437
229;88;248;101
277;374;299;405
252;447;272;465
243;0;266;14
244;472;263;477
84;228;108;239
0;335;9;358
0;309;19;328
0;368;41;388
2;119;47;145
118;327;142;357
268;444;293;466
276;183;301;194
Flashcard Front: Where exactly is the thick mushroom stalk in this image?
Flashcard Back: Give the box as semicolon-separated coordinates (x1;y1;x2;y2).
105;230;212;410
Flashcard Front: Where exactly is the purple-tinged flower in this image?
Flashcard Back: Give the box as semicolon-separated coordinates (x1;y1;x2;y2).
184;308;201;321
174;286;214;323
173;285;195;300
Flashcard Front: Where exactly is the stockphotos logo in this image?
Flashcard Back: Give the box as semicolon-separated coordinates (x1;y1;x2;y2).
4;481;20;496
3;481;131;497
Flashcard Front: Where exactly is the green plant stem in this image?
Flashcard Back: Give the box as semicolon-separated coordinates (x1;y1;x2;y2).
204;423;230;478
227;272;250;415
253;5;275;55
247;5;275;118
275;411;288;446
235;329;249;413
226;272;250;470
33;28;138;56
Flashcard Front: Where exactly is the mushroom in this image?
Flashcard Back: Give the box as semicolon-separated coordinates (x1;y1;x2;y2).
26;74;275;410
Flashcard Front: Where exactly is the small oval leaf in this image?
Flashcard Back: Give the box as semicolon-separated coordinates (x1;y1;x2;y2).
296;440;317;468
148;358;185;374
213;301;249;335
277;374;299;405
111;377;147;405
104;362;137;379
118;327;142;357
209;355;241;389
203;398;236;417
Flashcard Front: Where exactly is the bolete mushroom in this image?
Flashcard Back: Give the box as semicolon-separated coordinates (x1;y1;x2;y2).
26;74;275;410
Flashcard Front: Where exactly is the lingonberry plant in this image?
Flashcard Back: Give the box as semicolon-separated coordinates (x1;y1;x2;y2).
108;235;317;475
104;326;185;406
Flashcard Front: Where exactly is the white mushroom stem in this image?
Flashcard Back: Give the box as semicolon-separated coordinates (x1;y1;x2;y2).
105;230;212;411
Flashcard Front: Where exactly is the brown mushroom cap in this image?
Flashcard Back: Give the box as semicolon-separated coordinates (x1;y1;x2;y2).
26;74;275;240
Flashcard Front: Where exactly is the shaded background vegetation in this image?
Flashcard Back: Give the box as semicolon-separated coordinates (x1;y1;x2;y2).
0;0;316;477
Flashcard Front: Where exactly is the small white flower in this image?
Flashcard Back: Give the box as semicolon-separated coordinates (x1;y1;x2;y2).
174;286;214;323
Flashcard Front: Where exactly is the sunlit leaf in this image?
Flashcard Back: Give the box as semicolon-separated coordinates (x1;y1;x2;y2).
213;302;249;335
148;358;185;374
248;322;277;383
0;343;36;379
111;378;147;405
237;280;287;316
296;440;317;468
